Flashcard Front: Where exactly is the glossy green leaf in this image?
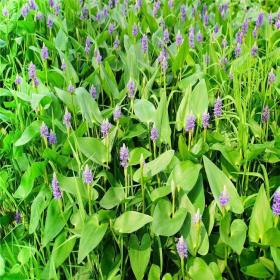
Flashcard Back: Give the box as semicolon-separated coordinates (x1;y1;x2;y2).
134;99;156;123
189;257;215;280
241;263;272;278
14;120;41;146
100;187;125;209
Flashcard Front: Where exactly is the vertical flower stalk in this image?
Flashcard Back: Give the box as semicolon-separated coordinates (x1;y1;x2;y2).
272;190;280;226
120;144;129;207
140;153;145;213
150;126;158;158
83;164;93;214
219;186;230;215
176;236;187;279
51;173;62;199
214;97;222;131
192;208;202;252
261;105;270;141
101;119;112;166
202;111;210;142
185;114;196;149
171;179;176;217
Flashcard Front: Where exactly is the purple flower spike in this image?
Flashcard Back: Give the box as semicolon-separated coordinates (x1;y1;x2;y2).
253;27;257;39
251;43;258;57
120;144;129;168
214;97;222;118
185;114;196;132
141;35;148;53
114;38;120;49
41;44;49;60
268;70;276;85
202;112;210;129
132;24;138;36
235;43;241;58
242;18;249;34
34;77;39;87
197;30;203;43
51;173;62;199
268;12;273;25
15;75;22;86
163;29;169;43
168;0;173;8
150;127;159;141
85;36;91;55
101;119;112;138
153;1;160;17
21;4;29;18
219;187;230;207
109;23;115;35
214;24;219;34
272;190;280;216
176;32;183;47
40;122;49;138
2;7;9;17
29;0;38;10
90;86;97;99
261;106;270;123
54;4;60;16
83;164;93;185
256;12;264;28
63;110;71;128
95;49;102;63
113;106;122;121
49;0;55;8
61;60;66;71
275;19;280;30
48;130;57;145
176;236;187;259
68;84;75;93
47;16;53;29
14;211;21;224
188;27;195;48
181;5;186;22
127;80;135;98
28;62;36;80
36;12;43;21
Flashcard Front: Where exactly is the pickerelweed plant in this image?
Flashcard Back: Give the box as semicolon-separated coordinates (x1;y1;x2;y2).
0;0;279;279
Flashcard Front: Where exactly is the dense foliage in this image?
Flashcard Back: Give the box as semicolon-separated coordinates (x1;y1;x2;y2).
0;0;280;279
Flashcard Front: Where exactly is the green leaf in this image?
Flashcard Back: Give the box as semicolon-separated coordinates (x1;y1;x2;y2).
114;211;153;234
78;215;108;263
148;264;161;280
52;233;76;267
14;162;46;199
263;228;280;247
189;79;208;117
75;87;103;124
55;28;68;51
271;247;280;270
189;257;215;280
172;38;188;72
100;187;125;209
133;150;174;182
77;137;107;164
203;156;243;214
0;254;5;276
17;247;34;265
129;147;151;166
42;200;71;246
167;161;201;193
248;185;273;243
151;199;187;236
176;86;191;131
128;234;151;280
241;263;272;278
134;99;156;123
55;87;79;112
14;120;41;146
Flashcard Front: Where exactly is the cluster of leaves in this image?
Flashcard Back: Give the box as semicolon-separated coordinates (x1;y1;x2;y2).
0;0;280;279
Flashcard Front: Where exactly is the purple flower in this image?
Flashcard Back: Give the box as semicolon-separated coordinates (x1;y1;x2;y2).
153;1;160;17
15;75;22;86
48;130;57;145
85;36;91;55
47;16;53;29
68;84;75;93
41;44;49;60
176;236;187;259
132;24;138;36
176;32;183;47
219;187;229;207
214;24;219;34
21;4;29;18
95;49;102;63
272;190;280;216
2;7;9;17
261;106;270;123
141;35;148;53
251;43;258;57
163;29;169;43
168;0;173;8
135;0;142;11
204;13;209;26
63;110;71;128
192;209;202;225
127;80;135;98
96;11;103;21
28;62;36;80
276;19;280;30
214;97;222;117
185;114;196;132
268;12;273;25
150;127;159;141
34;77;39;87
113;106;122;121
160;56;168;72
51;173;62;199
197;30;203;43
108;23;115;35
235;43;241;58
14;211;21;224
36;12;43;21
83;164;93;184
253;27;257;39
29;0;38;10
256;12;264;28
120;144;129;168
114;38;120;49
101;119;112;138
268;70;276;85
236;31;243;44
189;27;195;48
181;5;186;22
40;122;49;138
242;18;249;34
222;38;227;49
61;60;66;71
90;86;97;99
49;0;55;8
202;112;210;129
54;4;60;16
80;6;89;20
